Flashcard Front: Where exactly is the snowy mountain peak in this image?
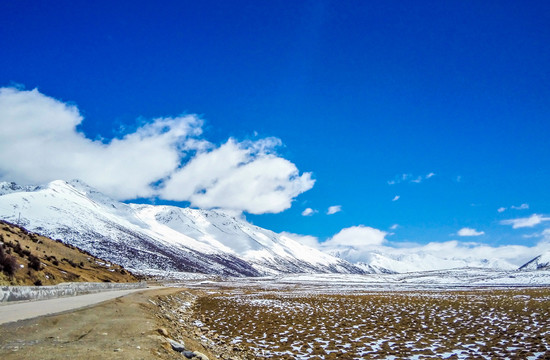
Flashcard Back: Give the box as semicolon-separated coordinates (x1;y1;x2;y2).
520;251;550;271
0;179;525;277
0;181;41;195
0;180;362;276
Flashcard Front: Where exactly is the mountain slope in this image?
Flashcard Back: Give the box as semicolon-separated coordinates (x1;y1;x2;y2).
0;220;138;285
520;251;550;271
0;180;362;276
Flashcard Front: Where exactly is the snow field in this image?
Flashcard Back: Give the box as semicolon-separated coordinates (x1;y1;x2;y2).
194;288;550;359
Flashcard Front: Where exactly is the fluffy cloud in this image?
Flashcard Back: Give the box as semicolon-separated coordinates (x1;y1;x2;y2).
314;224;550;267
322;226;387;248
0;87;314;213
501;214;550;229
457;227;485;236
327;205;342;215
301;208;316;216
281;232;320;248
160;138;314;214
392;195;400;202
0;87;201;199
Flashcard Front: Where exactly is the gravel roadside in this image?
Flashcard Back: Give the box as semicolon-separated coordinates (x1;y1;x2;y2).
0;287;219;360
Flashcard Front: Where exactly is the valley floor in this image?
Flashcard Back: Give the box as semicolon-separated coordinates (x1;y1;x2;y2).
192;286;550;359
1;279;550;359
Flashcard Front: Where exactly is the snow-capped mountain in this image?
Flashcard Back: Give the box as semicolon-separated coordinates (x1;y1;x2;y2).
329;247;517;274
0;180;362;276
520;251;550;271
0;181;41;195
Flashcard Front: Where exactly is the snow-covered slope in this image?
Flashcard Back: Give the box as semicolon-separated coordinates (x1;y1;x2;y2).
0;181;41;196
268;268;550;287
520;251;550;271
330;248;517;274
0;180;362;276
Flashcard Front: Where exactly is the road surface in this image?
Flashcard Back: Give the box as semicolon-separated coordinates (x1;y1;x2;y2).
0;286;163;325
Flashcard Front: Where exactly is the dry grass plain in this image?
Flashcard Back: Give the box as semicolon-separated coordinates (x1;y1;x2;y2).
195;287;550;359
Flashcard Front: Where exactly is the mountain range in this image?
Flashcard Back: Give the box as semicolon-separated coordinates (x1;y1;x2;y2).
0;180;360;276
0;180;545;277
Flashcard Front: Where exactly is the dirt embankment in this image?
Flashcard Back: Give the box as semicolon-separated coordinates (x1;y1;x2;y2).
0;287;224;360
0;220;139;286
0;286;260;360
152;289;257;360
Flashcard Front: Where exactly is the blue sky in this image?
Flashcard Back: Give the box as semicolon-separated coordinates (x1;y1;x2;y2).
1;1;549;259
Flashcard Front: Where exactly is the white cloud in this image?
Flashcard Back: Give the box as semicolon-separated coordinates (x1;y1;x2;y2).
511;203;529;210
0;87;314;213
316;225;550;267
392;195;400;201
388;172;436;185
0;87;203;199
327;205;342;215
501;214;550;229
280;232;320;248
389;224;399;230
160;138;314;214
523;228;550;240
322;226;387;248
498;204;529;213
301;208;316;216
457;227;485;237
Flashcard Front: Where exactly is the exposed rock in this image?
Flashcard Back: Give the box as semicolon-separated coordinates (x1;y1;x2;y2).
167;338;186;352
193;351;210;360
153;290;252;360
183;350;196;358
157;327;169;337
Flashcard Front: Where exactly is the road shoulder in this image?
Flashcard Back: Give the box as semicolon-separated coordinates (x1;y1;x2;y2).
0;287;216;360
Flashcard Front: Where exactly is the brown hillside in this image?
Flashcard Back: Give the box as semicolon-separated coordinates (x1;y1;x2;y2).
0;220;139;286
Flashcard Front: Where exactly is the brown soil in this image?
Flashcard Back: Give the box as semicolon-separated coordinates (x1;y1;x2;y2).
196;288;550;359
0;287;220;360
0;220;139;285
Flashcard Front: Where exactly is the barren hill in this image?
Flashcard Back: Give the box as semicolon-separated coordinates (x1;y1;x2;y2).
0;220;139;286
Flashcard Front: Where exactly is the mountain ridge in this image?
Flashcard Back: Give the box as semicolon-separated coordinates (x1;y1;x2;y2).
0;180;547;277
519;251;550;271
0;180;362;276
